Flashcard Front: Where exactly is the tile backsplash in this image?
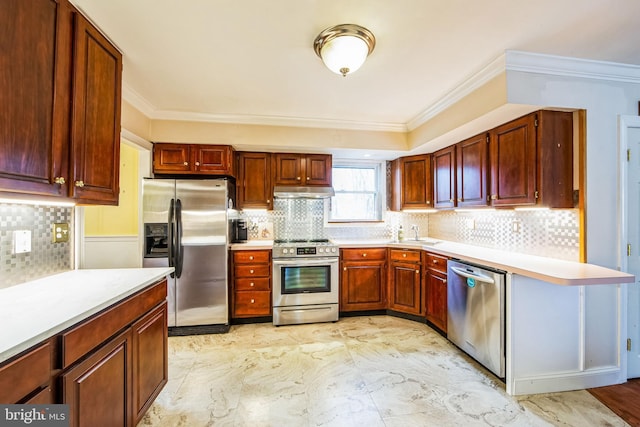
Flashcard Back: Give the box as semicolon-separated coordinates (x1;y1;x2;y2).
0;203;73;288
241;204;579;261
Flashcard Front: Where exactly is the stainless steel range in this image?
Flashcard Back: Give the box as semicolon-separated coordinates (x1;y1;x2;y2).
272;239;339;326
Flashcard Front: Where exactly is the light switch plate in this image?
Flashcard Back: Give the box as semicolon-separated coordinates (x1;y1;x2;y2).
13;230;31;254
52;223;70;243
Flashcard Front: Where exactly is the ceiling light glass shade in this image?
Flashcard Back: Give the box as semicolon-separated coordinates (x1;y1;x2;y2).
314;24;375;77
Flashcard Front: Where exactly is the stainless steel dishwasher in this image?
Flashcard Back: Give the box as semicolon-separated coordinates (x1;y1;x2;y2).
447;259;506;378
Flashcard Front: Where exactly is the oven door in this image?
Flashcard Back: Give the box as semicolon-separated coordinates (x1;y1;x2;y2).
272;257;339;307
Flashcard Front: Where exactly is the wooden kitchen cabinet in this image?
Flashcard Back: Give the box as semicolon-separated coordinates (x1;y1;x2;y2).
389;154;433;210
433;146;456;209
489;110;573;207
238;152;272;209
0;0;122;205
456;133;490;208
273;153;332;186
424;252;449;333
153;143;236;177
232;250;272;318
388;248;422;315
0;340;53;404
340;248;387;312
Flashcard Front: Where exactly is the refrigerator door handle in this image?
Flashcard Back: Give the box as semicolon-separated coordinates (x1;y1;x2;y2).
168;198;175;278
175;198;184;278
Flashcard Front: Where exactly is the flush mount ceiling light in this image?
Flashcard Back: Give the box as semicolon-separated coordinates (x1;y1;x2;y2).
313;24;375;77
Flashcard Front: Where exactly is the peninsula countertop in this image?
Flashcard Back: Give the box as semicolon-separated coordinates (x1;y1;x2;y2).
0;267;173;364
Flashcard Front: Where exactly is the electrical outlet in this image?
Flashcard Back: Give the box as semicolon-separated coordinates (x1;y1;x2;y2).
512;221;521;233
13;230;31;254
52;223;70;243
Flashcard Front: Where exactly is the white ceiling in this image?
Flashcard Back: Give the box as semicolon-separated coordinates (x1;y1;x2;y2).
72;0;640;133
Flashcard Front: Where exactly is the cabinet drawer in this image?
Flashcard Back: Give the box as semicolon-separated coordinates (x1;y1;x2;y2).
235;277;271;291
234;291;271;316
426;253;449;273
233;250;271;264
341;248;386;261
234;264;270;278
61;279;167;369
0;341;51;403
389;249;421;262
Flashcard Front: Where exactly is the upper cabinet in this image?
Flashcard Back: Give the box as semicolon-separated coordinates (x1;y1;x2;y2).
153;143;236;177
0;0;122;205
489;110;573;208
433;146;456;209
237;152;272;209
273;153;332;186
456;133;489;208
390;154;432;211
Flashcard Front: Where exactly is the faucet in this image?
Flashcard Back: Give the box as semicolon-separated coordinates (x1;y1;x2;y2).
410;224;419;240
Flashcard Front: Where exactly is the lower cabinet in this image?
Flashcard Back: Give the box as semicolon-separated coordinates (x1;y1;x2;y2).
388;249;422;315
340;248;387;311
232;250;272;318
425;253;449;333
62;329;132;427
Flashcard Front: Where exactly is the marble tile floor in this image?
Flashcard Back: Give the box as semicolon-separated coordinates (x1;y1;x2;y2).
138;316;628;427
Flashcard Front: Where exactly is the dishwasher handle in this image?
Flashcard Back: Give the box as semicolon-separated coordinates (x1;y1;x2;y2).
450;266;495;284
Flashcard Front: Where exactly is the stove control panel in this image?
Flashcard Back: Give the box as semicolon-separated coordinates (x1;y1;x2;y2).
274;244;338;258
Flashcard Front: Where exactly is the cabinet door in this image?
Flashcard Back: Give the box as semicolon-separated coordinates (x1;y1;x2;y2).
489;114;537;206
433;146;456;209
388;261;421;315
153;143;192;173
238;152;272;209
273;153;303;185
70;9;122;204
62;329;132;427
132;302;168;425
426;270;447;333
400;154;432;209
304;154;332;186
340;260;386;311
456;133;489;207
194;145;234;175
0;0;71;197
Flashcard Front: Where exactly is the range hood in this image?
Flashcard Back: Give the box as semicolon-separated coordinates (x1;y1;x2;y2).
273;186;335;199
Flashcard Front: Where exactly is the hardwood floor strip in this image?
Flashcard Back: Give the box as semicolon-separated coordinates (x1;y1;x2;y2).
588;379;640;427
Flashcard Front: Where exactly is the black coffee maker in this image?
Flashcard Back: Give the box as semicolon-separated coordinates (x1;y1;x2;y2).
231;219;248;243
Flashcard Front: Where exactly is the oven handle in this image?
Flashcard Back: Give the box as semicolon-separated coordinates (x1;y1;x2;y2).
273;257;338;267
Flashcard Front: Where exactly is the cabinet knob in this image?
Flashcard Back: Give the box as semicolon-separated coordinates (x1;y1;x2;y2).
362;253;367;257
307;177;310;180
250;282;255;287
415;270;419;274
75;180;84;187
296;177;301;180
457;198;462;202
249;256;254;260
403;253;407;258
491;194;497;200
449;199;453;202
433;259;437;264
343;267;347;271
443;279;447;284
195;161;200;166
250;269;254;274
251;299;255;304
54;177;66;185
184;162;189;166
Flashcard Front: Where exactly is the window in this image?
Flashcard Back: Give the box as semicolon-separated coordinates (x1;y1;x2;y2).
329;161;384;222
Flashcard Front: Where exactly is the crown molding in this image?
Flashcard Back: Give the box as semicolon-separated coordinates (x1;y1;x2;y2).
504;50;640;83
406;54;506;131
122;83;406;133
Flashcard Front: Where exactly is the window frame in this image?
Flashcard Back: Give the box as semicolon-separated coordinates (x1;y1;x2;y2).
327;159;386;223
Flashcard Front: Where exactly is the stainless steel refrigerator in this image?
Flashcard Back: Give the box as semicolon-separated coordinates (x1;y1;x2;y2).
142;178;233;333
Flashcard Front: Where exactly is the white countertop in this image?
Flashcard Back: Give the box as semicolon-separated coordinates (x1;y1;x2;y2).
230;240;274;250
334;239;634;286
0;267;172;364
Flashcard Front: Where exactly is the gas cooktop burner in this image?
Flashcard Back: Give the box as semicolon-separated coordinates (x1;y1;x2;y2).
274;239;330;244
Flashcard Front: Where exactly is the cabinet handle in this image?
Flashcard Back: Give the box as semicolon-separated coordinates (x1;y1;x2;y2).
250;269;254;274
195;161;200;166
251;299;255;304
249;256;254;260
184;162;189;166
250;282;255;287
54;177;66;185
75;180;84;187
